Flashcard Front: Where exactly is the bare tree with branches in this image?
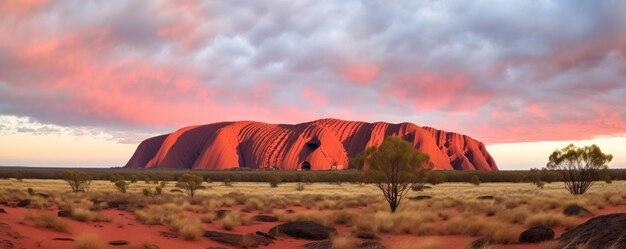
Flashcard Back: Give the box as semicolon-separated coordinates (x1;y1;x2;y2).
355;136;431;212
547;144;612;195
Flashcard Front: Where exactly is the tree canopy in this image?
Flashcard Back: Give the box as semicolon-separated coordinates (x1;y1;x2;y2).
358;136;432;212
547;144;612;195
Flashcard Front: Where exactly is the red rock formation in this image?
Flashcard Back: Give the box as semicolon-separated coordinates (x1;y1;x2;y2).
125;119;498;170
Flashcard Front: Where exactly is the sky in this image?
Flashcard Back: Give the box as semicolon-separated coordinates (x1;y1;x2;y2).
0;0;624;170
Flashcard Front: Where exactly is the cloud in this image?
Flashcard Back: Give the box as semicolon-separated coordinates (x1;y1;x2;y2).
0;0;625;144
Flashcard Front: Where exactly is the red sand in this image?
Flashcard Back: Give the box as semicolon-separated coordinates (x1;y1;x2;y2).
125;119;498;170
1;201;624;249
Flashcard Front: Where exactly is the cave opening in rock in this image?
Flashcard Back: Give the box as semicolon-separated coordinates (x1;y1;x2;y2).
301;161;311;171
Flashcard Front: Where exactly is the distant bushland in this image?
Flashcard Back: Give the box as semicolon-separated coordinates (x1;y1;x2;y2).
0;167;625;184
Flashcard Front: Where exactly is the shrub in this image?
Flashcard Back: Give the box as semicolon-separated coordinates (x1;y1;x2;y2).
142;188;151;197
143;175;151;184
159;181;167;188
221;213;237;230
470;175;481;186
295;183;305;191
22;212;70;233
64;171;92;192
27;187;34;196
177;173;203;197
155;186;162;195
114;180;130;193
269;175;282;188
169;218;203;240
244;197;264;210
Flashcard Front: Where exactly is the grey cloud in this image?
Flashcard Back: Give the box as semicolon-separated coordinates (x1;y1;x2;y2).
0;0;625;143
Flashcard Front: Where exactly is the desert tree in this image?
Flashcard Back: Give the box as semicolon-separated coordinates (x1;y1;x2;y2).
547;144;612;195
358;136;432;213
64;171;92;192
177;173;203;197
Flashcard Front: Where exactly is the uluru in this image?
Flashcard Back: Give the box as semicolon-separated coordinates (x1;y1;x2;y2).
125;119;497;170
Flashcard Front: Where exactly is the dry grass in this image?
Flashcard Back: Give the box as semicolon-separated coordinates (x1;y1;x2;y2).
1;179;625;247
135;203;183;225
170;218;203;240
74;234;105;249
200;213;216;223
331;235;358;249
483;221;522;244
135;203;202;239
607;193;623;206
71;208;111;222
496;206;530;224
445;216;485;236
525;212;578;229
220;211;252;230
21;211;70;233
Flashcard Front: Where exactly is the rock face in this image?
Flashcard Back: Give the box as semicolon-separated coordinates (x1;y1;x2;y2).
125;119;497;170
559;213;626;249
519;226;554;243
562;204;592;217
269;221;336;240
203;231;273;247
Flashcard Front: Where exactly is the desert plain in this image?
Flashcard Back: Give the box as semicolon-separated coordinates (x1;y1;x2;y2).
0;178;624;249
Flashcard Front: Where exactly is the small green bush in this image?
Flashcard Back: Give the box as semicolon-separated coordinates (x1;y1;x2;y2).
269;175;282;188
177;173;203;197
64;171;92;193
114;180;130;193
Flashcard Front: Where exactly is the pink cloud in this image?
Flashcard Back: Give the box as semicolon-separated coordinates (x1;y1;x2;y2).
338;64;380;84
301;86;328;107
1;0;625;147
386;72;481;112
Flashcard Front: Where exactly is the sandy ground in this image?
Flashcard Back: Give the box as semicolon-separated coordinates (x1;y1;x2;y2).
0;180;624;249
